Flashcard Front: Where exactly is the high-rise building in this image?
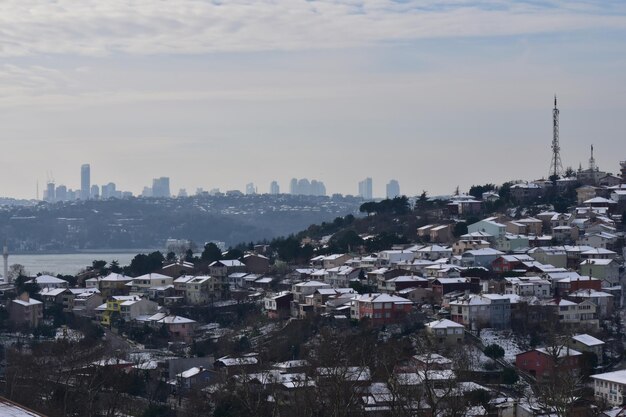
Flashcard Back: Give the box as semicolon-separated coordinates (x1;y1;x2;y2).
152;177;170;198
270;181;280;195
80;164;91;200
101;182;116;199
358;177;373;200
245;182;257;195
297;178;311;195
310;180;326;196
289;178;326;196
289;178;298;195
386;180;400;199
90;184;100;199
45;182;55;202
55;185;67;202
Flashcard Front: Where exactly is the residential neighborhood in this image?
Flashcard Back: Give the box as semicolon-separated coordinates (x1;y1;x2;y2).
0;160;625;416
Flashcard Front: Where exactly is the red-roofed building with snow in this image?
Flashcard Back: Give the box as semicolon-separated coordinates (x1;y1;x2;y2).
350;293;413;325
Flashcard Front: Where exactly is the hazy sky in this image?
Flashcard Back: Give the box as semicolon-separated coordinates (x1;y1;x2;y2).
2;0;626;199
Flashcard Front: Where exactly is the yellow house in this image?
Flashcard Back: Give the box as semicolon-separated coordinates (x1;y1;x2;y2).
100;296;140;326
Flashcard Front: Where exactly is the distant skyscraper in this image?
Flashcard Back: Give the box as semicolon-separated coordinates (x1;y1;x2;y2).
90;184;100;199
55;185;67;202
386;180;400;199
245;182;257;195
297;178;311;195
358;177;373;200
45;182;55;202
270;181;280;195
310;180;326;196
152;177;170;198
289;178;326;196
101;182;116;199
80;164;90;200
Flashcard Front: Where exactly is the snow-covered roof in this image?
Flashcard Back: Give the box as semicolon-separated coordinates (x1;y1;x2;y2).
39;288;68;296
353;293;412;304
386;276;427;283
433;278;467;284
463;248;504;256
273;360;310;369
416;245;451;252
535;347;582;358
394;370;456;385
580;258;615;266
12;298;42;307
412;353;452;365
211;259;244;267
216;356;258;366
150;314;196;324
556;275;597;283
461;231;494;238
228;272;249;278
591;370;626;385
569;289;613;298
26;275;67;285
584;197;616;204
426;319;464;329
163;261;195;269
0;396;48;416
174;275;194;283
178;367;205;378
582;248;617;255
317;366;371;381
187;276;211;284
572;334;605;347
294;280;329;287
101;272;131;282
133;273;170;281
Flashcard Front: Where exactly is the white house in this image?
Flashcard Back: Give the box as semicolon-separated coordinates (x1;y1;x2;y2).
425;319;465;345
591;370;626;406
26;275;69;289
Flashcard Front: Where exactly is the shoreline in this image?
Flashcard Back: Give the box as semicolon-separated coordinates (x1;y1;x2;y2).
9;249;161;256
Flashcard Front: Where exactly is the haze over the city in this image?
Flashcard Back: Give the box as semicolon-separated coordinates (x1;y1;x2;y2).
1;1;626;199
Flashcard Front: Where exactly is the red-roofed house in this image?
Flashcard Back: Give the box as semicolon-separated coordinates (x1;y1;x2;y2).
350;293;413;325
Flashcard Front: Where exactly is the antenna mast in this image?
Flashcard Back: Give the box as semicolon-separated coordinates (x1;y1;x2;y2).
549;95;563;179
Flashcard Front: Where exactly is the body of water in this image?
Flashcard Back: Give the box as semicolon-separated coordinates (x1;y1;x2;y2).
5;252;157;276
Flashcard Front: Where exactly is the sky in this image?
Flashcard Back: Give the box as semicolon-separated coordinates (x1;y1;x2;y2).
1;0;626;199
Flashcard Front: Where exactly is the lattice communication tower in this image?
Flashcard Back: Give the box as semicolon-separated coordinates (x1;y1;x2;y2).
549;95;563;179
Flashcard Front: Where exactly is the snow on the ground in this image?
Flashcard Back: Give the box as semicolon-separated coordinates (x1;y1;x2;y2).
479;329;524;363
55;328;83;342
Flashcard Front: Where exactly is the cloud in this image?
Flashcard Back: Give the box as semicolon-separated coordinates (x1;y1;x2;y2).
0;1;625;57
0;64;75;97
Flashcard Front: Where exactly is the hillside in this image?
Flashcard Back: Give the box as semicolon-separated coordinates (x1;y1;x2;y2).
0;194;362;252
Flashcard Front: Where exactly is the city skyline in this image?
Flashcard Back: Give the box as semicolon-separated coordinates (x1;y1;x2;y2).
1;2;626;199
37;165;414;200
